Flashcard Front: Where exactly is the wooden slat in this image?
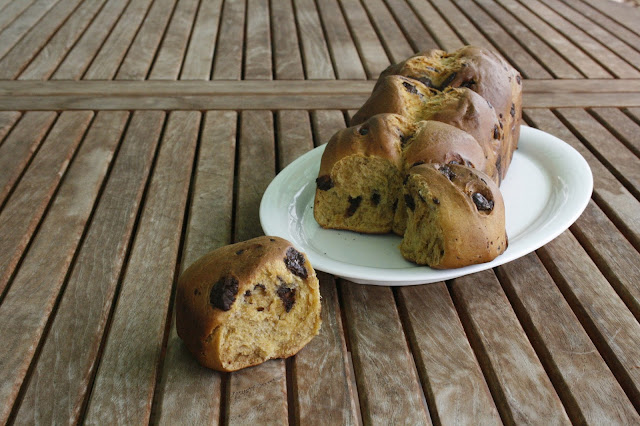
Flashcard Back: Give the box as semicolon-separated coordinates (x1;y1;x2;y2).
0;112;56;206
13;0;107;80
115;0;177;80
294;0;335;79
157;111;237;424
450;270;570;424
556;108;640;200
450;0;552;79
51;0;130;80
180;0;222;80
382;0;439;52
492;0;609;78
148;0;199;80
572;200;640;319
429;0;493;51
538;232;640;410
211;0;245;80
316;0;366;79
0;111;93;296
520;0;640;78
496;253;640;423
406;0;465;51
84;111;200;424
0;111;21;145
276;110;313;168
227;110;288;423
524;108;640;253
580;0;640;38
0;111;127;425
590;107;640;159
295;273;359;424
542;0;640;72
359;0;414;63
0;0;38;34
341;282;431;424
311;109;347;146
474;0;582;79
244;0;272;80
397;283;501;424
83;0;154;80
0;0;61;61
13;111;163;425
271;0;305;80
338;0;390;79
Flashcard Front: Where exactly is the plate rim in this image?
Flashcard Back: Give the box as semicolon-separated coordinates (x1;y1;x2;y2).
260;126;593;285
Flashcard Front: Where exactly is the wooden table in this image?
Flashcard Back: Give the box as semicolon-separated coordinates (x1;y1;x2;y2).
1;0;640;424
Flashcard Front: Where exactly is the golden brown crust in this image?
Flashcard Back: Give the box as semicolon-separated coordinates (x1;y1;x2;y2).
176;236;320;371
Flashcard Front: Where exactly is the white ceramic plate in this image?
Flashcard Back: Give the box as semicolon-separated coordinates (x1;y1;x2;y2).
260;126;593;285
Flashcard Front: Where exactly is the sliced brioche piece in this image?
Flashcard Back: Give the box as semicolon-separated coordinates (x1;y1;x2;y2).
314;113;414;233
176;236;321;372
400;163;507;269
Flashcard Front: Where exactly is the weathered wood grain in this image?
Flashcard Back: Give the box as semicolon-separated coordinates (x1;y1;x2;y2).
180;0;223;80
311;109;347;146
293;0;335;79
0;0;61;60
519;0;640;78
276;110;314;168
0;0;37;34
580;0;640;37
83;0;154;79
13;0;107;80
157;111;237;425
13;111;163;425
590;107;640;158
211;0;245;79
429;0;493;50
474;0;582;79
115;0;177;80
227;109;288;423
149;0;199;80
271;0;305;80
0;111;56;207
572;200;640;320
341;282;431;424
51;0;130;80
406;0;464;51
338;0;390;79
524;109;640;252
84;111;200;424
0;111;127;425
316;0;366;79
359;0;414;64
0;111;93;296
0;111;20;146
556;108;640;200
450;270;570;424
383;0;438;52
451;0;552;79
397;283;501;425
294;273;358;424
538;231;640;410
244;0;272;80
497;253;640;424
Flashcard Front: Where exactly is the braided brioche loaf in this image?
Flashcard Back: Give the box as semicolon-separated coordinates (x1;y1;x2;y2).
313;46;521;269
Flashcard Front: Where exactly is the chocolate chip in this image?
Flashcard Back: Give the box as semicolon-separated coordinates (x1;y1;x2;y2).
493;125;500;139
402;81;418;94
400;134;410;147
210;275;239;311
460;79;476;88
254;283;266;291
346;195;362;217
405;194;415;211
432;197;440;205
439;72;457;90
425;66;439;72
277;284;297;312
472;192;494;211
371;191;381;205
415;76;434;88
359;126;369;135
270;238;276;242
516;75;521;84
316;175;333;191
236;249;245;255
403;174;409;185
412;160;425;167
392;199;398;211
439;165;456;180
495;155;502;177
284;247;308;279
194;289;200;295
510;103;516;117
257;307;264;311
244;290;251;297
